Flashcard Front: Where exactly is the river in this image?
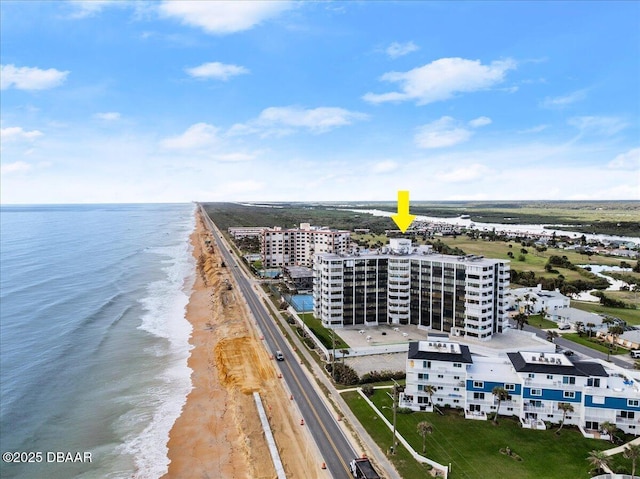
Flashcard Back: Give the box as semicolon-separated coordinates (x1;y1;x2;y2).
348;208;640;244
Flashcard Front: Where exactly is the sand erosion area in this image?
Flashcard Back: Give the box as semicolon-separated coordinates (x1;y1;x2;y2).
162;212;321;479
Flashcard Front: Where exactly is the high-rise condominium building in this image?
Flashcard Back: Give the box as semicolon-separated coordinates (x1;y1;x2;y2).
261;223;351;268
313;239;510;340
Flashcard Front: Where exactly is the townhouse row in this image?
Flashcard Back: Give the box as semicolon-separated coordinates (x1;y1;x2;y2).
402;336;640;436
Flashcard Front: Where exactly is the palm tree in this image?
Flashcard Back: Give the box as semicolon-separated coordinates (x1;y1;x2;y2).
587;450;610;474
608;325;624;353
416;421;433;453
529;296;538;314
574;321;584;337
601;421;617;443
624;443;640;478
556;402;574;433
492;386;509;425
586;322;596;338
339;349;349;364
514;312;528;330
424;384;437;411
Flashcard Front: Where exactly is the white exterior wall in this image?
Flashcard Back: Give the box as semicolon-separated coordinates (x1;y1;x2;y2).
262;224;350;268
402;341;640;435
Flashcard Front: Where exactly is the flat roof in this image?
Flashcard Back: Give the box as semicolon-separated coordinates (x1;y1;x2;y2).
408;341;473;363
507;352;608;377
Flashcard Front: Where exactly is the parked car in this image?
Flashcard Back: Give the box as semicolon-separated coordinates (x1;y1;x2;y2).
630;350;640;359
562;350;575;357
558;323;571;330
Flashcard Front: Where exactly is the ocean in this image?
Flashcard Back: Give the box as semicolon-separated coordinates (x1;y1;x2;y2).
0;204;196;479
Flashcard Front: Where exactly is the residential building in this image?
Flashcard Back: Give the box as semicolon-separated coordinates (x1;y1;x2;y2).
402;338;640;436
313;239;510;340
506;284;571;322
228;226;267;239
261;223;351;268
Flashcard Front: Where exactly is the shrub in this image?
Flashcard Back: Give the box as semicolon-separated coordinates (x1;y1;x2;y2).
397;407;414;415
326;363;359;385
361;384;375;397
360;370;406;384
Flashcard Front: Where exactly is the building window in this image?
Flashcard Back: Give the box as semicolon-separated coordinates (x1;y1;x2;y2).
620;411;635;419
628;399;639;407
563;391;575;399
453;363;462;368
438;374;444;378
587;378;601;387
418;373;429;380
528;373;535;379
473;381;484;389
473;392;485;400
546;375;553;380
531;389;542;396
505;384;515;391
454;376;460;380
562;376;576;385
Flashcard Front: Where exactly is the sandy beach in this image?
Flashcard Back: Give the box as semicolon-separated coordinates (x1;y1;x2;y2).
162;211;320;479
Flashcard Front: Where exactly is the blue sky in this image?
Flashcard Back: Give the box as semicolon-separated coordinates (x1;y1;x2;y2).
1;1;639;204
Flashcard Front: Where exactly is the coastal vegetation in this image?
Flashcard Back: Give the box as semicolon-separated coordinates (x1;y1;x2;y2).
202;201;640;237
343;200;640;236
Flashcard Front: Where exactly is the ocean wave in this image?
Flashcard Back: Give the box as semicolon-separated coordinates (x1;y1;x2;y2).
117;209;195;478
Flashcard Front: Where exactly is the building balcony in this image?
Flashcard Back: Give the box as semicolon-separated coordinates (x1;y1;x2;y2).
465;410;488;421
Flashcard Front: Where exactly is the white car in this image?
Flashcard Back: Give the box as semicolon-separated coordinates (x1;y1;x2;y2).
558;323;571;330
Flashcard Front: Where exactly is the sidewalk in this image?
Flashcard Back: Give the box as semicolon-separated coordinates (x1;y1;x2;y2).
602;436;640;457
253;284;403;479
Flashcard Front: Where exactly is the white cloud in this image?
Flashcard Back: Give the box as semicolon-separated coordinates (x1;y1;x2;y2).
94;112;121;121
468;116;492;128
363;57;516;105
608;148;640;170
372;160;398;173
1;127;43;141
232;106;368;136
1;64;69;90
518;124;548;134
186;62;249;80
435;163;490;183
568;116;628;136
385;41;419;59
160;123;220;149
540;89;587;109
66;0;117;18
159;1;291;35
1;161;32;175
414;117;473;149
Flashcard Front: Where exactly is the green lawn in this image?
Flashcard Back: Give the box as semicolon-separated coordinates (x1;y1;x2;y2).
298;312;349;349
528;313;559;329
571;300;640;325
562;333;629;356
343;390;633;479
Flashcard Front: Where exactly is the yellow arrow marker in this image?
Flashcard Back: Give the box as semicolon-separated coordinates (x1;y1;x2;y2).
391;190;416;233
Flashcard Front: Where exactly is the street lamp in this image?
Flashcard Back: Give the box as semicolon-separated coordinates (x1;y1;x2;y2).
381;404;397;455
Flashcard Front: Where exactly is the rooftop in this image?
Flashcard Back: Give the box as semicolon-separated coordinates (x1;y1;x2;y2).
408;341;473;363
507;352;608;377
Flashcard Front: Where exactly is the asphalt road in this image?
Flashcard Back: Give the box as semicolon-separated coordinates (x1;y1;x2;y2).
199;205;358;479
517;322;634;370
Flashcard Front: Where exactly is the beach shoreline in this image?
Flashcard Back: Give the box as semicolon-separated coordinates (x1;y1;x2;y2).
162;209;318;479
